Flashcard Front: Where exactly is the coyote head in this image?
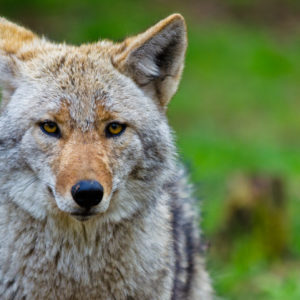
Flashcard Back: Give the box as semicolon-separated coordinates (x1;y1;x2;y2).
0;15;187;222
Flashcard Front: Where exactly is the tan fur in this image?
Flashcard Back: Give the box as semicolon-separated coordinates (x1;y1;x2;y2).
0;17;37;54
54;132;112;198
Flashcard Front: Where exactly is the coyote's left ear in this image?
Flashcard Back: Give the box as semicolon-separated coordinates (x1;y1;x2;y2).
113;14;187;108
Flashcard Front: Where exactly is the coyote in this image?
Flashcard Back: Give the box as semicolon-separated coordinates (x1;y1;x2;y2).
0;14;212;299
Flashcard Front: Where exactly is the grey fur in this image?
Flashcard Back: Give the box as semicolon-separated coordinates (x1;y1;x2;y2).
0;15;213;299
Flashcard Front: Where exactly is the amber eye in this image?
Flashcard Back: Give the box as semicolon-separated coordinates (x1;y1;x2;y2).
106;122;126;137
40;121;61;138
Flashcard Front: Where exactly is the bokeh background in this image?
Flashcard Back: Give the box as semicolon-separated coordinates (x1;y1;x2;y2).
1;0;300;299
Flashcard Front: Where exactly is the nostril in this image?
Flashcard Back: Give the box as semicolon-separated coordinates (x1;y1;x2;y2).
71;180;104;209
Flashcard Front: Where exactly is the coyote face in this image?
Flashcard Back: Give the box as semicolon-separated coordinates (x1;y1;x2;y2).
0;15;186;222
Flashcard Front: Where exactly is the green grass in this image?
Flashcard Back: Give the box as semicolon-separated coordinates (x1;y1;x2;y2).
1;1;300;298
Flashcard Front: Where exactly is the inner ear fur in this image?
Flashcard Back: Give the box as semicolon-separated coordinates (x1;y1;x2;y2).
113;14;187;108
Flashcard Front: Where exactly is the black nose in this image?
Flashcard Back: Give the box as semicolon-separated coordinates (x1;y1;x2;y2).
71;180;104;209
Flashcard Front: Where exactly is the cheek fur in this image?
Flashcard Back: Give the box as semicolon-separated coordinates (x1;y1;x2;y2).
108;133;144;181
19;129;58;174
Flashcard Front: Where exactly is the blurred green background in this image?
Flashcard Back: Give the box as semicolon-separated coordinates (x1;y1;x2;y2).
1;0;300;299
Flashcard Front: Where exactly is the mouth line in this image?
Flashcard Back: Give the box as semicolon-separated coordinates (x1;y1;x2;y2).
71;212;96;217
47;186;55;197
70;212;97;221
70;211;98;221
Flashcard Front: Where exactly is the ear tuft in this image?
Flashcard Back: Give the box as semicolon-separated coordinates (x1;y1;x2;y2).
0;17;37;55
0;18;38;106
113;14;187;108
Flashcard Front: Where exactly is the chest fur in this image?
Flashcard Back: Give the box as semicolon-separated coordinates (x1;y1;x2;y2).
0;212;174;299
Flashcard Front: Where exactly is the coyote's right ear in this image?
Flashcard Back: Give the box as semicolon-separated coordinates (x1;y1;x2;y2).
0;18;37;104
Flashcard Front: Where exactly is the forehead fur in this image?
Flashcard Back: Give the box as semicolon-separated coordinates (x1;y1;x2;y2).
15;45;160;132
